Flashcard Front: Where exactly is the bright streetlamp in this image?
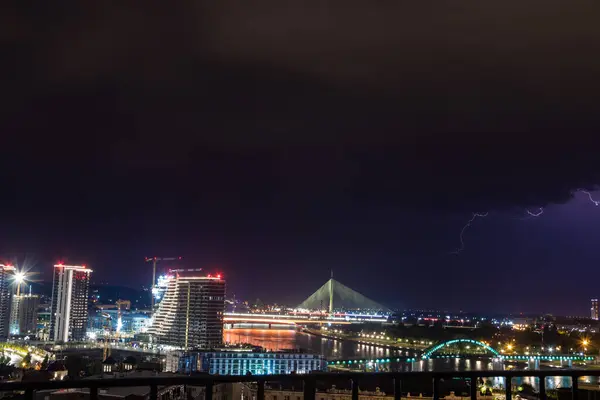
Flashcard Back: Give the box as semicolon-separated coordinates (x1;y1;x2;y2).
12;270;28;295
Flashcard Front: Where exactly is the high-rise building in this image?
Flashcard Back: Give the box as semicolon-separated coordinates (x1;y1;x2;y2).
591;298;599;320
10;294;40;336
0;264;15;338
149;270;225;349
50;264;92;342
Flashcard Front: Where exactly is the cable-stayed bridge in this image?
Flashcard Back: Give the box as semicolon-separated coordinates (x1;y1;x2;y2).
224;276;389;326
297;276;388;312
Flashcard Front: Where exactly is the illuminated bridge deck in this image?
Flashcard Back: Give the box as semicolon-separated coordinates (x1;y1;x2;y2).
501;355;594;361
329;354;595;366
328;357;419;366
223;312;389;325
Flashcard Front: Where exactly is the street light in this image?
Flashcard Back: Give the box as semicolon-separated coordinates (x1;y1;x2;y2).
12;270;28;295
14;271;25;284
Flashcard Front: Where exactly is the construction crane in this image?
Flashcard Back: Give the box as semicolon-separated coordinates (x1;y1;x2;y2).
145;256;182;308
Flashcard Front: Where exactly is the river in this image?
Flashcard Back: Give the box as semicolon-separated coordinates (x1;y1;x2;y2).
224;328;418;360
224;328;598;391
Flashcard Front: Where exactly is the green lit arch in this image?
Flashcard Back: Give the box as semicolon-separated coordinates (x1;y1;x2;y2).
421;339;500;359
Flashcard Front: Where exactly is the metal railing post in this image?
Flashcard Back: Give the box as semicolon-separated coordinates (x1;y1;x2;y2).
90;386;98;400
505;376;512;400
572;376;579;400
470;376;478;400
257;380;265;400
394;377;402;400
433;376;441;400
24;388;33;400
206;381;214;400
304;376;316;400
539;376;547;400
150;384;158;400
352;378;360;400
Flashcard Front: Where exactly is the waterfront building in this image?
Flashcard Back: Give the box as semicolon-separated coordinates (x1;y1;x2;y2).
176;350;326;375
50;264;92;342
148;270;225;349
592;298;599;320
0;264;15;338
9;293;40;336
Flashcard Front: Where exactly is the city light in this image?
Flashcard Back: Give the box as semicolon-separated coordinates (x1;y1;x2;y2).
13;271;26;284
10;267;39;295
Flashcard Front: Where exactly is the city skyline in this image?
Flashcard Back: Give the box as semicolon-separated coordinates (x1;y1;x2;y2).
2;258;600;318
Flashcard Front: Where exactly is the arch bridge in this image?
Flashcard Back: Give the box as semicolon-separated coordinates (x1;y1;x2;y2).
422;339;500;359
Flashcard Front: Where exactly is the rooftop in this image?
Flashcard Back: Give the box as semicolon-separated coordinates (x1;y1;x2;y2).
54;264;92;273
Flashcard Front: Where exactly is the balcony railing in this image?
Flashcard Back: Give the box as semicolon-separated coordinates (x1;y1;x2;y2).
0;370;597;400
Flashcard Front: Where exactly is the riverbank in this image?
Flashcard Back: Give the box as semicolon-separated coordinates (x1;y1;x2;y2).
303;328;425;353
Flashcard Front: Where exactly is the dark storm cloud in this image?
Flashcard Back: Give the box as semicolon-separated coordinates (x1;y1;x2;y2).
4;0;600;212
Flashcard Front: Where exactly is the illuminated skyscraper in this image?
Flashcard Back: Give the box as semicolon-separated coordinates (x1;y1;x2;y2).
50;264;92;342
592;299;599;320
0;264;15;338
149;270;225;349
10;293;40;336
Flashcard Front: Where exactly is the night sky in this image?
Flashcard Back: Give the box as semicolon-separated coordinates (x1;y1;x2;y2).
4;2;600;315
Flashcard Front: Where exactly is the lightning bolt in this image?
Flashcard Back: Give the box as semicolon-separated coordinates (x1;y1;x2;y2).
578;189;600;206
526;207;544;217
451;212;488;255
450;189;598;254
